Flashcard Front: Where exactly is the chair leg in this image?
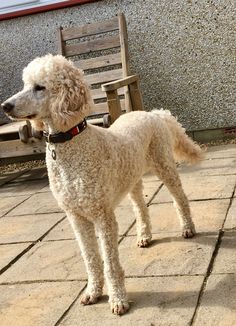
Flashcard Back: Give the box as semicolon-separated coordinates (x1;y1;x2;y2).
128;80;144;111
106;90;122;123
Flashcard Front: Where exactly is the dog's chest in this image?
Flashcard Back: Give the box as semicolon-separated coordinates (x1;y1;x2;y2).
46;150;104;213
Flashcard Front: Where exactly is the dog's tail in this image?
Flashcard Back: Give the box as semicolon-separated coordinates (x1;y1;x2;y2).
152;109;204;164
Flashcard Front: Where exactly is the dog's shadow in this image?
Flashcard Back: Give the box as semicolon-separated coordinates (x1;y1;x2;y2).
94;273;234;314
148;230;236;249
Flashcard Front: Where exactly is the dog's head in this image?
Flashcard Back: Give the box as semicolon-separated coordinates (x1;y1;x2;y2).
1;54;91;131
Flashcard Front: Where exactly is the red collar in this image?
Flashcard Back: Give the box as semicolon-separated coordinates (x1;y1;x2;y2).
43;119;87;144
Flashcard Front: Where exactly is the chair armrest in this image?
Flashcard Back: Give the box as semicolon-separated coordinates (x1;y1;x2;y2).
101;75;139;92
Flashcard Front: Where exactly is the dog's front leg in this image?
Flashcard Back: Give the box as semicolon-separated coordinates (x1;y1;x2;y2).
95;210;129;315
66;212;104;304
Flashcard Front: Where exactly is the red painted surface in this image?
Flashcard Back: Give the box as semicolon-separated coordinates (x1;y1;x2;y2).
0;0;98;21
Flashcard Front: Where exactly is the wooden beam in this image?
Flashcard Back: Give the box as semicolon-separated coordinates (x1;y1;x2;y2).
65;35;120;57
0;139;45;158
61;16;119;40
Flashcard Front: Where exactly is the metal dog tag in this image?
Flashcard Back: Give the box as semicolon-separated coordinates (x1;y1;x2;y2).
52;149;56;160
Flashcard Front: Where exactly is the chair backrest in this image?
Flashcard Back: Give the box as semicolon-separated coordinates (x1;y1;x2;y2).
58;13;130;117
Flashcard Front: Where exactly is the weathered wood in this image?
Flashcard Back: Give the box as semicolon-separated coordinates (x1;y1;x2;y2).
91;86;124;100
118;13;132;112
93;99;125;114
85;68;123;86
74;52;121;71
118;13;130;77
102;75;139;91
0;121;27;135
106;90;122;123
18;124;29;143
103;114;112;128
0;139;45;158
65;35;120;57
58;26;65;55
128;80;144;111
87;117;103;125
57;12;143;127
61;16;119;41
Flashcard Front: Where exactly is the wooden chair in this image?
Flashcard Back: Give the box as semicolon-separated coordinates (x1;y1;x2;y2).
58;12;144;126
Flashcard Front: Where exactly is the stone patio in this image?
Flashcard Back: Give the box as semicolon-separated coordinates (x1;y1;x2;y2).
0;144;236;326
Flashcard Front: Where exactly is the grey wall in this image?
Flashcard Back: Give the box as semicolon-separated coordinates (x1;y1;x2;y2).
1;0;236;130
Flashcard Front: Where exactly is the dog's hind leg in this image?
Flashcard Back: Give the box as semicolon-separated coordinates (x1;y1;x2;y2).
95;210;129;315
67;212;104;305
153;157;196;238
129;180;152;247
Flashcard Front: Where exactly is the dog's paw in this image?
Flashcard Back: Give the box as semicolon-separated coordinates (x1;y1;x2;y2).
80;292;101;305
137;234;152;247
182;226;196;238
137;238;151;247
110;300;129;315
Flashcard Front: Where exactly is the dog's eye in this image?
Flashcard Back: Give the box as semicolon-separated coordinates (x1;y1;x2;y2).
34;85;46;91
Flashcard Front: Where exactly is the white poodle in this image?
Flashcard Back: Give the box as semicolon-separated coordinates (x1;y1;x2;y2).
2;54;203;315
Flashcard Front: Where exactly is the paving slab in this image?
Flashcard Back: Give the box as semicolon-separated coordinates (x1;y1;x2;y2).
44;205;134;241
38;184;50;192
61;276;203;326
42;181;161;241
0;240;87;283
194;274;236;326
11;167;48;182
128;199;229;235
0;179;48;197
0;243;31;272
205;144;236;159
0;195;29;218
0;213;65;244
43;218;75;241
6;192;61;216
0;281;85;326
178;157;236;177
119;233;218;276
224;198;236;229
212;230;236;274
142;179;162;203
0;170;28;186
152;175;236;204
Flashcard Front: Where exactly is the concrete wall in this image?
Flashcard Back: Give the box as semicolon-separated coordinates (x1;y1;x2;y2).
1;0;236;130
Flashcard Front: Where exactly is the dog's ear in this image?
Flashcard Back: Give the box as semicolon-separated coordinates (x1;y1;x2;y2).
50;68;91;132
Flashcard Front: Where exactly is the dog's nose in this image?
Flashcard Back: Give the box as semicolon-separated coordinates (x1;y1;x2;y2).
1;102;15;113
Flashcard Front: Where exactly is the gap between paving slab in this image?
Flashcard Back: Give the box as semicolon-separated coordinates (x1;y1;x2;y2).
0;216;66;277
189;182;236;325
56;276;204;326
0;280;86;326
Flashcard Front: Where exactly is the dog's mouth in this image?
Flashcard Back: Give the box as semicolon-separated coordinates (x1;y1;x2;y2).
8;113;37;120
23;114;37;119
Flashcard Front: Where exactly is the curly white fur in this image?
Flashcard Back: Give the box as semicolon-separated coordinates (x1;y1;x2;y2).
2;54;203;315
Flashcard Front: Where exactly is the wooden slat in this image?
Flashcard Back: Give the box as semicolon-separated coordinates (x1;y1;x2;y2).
61;16;119;41
87;117;103;125
91;87;124;101
102;75;139;91
0;138;45;158
65;35;120;57
85;68;123;86
91;99;125;114
0;121;27;135
74;52;122;71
